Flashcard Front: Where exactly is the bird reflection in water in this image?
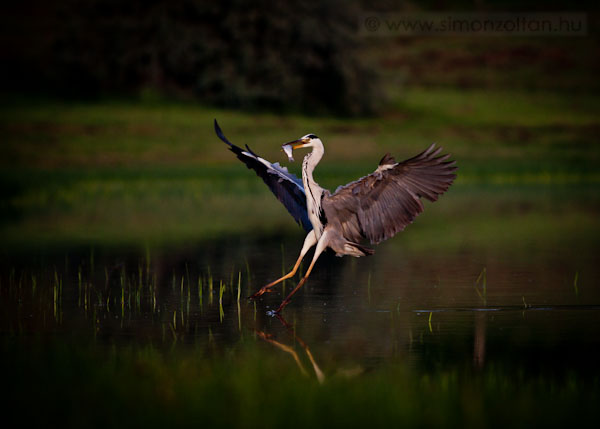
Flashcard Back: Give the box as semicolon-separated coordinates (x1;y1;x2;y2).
255;314;325;383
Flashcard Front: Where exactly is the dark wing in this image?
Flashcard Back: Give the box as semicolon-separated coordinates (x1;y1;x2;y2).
322;144;456;244
215;119;312;232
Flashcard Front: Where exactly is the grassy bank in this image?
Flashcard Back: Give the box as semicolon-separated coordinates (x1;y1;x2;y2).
2;88;598;171
1;178;599;250
1;87;598;246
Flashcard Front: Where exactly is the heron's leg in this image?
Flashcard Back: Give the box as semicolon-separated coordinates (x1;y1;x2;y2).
275;231;329;313
249;230;317;300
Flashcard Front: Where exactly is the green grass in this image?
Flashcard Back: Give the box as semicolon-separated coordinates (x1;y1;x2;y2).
2;87;598;170
1;175;598;249
1;87;598;247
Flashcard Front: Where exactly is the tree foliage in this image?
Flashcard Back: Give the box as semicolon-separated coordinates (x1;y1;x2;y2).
2;0;380;115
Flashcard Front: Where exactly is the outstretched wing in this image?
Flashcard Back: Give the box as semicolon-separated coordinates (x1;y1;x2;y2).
322;144;456;244
215;120;312;232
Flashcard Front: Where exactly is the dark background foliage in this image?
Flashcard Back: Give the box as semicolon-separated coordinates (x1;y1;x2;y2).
2;0;380;115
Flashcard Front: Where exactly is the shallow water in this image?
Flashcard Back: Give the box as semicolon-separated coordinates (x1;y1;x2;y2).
2;231;599;380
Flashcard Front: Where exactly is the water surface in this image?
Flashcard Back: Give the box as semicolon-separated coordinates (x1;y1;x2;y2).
2;185;599;426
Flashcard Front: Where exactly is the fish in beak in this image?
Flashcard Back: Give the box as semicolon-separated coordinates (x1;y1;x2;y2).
281;138;309;162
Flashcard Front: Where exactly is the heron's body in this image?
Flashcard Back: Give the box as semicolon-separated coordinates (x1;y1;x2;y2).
214;120;457;312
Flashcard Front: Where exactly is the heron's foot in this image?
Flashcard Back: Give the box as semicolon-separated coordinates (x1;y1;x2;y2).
266;304;290;316
247;291;262;300
248;287;273;300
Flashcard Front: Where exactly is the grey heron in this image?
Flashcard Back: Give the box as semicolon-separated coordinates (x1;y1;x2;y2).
215;120;457;313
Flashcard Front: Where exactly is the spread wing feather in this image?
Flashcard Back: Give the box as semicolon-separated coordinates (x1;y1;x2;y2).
322;144;457;244
215;120;312;232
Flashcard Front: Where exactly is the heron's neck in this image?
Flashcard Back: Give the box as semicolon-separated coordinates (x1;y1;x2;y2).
302;146;325;236
302;145;324;188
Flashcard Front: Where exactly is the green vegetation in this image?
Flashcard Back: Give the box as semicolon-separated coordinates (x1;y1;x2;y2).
3;339;597;428
1;87;598;247
2;88;598;173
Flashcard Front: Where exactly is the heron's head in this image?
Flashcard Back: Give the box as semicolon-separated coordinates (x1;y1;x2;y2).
281;134;323;162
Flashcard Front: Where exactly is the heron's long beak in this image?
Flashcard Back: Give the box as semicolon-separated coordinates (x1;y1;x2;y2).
281;138;310;150
281;138;308;162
